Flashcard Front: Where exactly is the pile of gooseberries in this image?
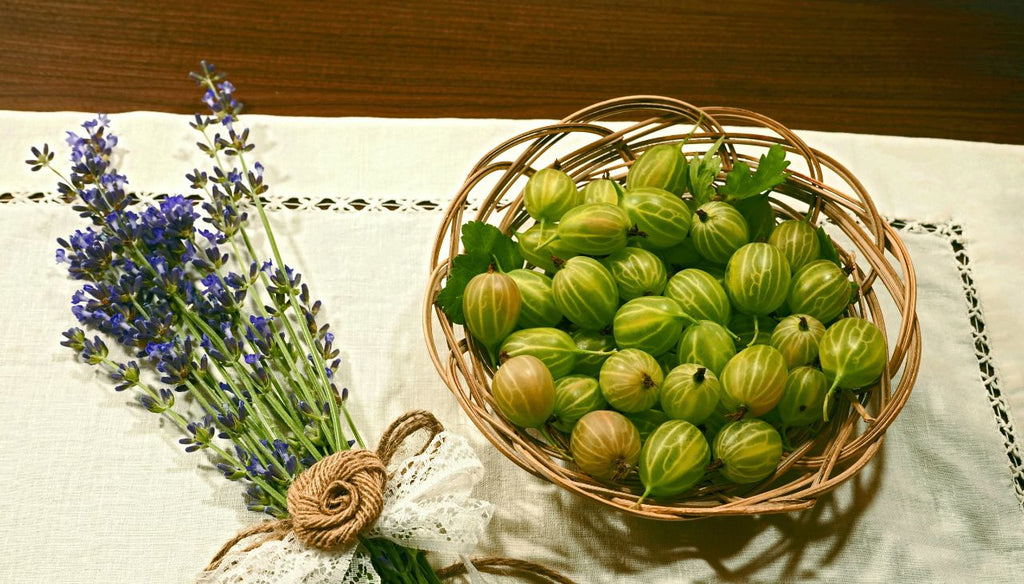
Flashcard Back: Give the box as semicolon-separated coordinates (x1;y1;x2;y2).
461;142;888;504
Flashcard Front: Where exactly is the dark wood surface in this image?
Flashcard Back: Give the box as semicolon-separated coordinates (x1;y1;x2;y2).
1;1;1021;144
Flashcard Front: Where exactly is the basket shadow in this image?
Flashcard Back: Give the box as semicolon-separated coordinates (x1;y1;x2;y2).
549;445;885;582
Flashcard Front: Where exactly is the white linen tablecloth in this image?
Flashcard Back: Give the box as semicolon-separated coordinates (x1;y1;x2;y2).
1;111;1022;583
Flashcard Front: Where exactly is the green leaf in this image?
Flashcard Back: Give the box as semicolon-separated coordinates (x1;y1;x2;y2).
435;221;522;324
816;225;843;268
460;221;522;272
688;137;723;205
718;144;791;200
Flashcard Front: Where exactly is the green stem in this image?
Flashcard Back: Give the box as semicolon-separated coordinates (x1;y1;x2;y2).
746;316;760;349
634;485;654;508
822;376;842;422
534;219;558;249
233;195;352;452
250;474;289;510
724;326;743;343
416;552;443;584
250;181;357;449
196;127;346;456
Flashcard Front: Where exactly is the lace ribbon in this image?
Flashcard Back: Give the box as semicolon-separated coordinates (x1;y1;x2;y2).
198;410;576;584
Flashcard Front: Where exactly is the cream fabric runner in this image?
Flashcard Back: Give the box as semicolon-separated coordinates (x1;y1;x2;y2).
1;111;1022;582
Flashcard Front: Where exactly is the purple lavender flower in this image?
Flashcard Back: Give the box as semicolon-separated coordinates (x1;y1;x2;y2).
180;415;216;453
39;65;379;560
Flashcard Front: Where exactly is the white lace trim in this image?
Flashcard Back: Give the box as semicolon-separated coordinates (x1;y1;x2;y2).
367;431;494;553
197;534;363;584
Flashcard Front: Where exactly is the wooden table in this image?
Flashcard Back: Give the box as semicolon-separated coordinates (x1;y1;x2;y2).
1;1;1021;144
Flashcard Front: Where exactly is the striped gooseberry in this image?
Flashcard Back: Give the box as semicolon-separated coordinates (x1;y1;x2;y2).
638;420;710;501
689;201;749;264
770;314;826;369
719;344;788;418
768;219;820;273
571;330;617;377
676;320;737;377
660;364;721;425
556;202;632;256
491;354;556;428
787;259;852;324
665;268;732;327
462;268;521;349
612;296;688;356
599;348;664;413
516;223;578;273
570;410;642;481
551;256;619;330
506;269;563;329
581;177;625;205
499;327;612;379
601;247;668;301
776;366;829;428
712;418;783;484
724;242;792;316
818;317;887;420
621;187;693;249
551;375;607;433
524;167;580;224
626;143;688;195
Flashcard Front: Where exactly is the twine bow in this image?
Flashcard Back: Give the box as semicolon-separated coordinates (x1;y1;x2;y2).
205;410;444;570
203;410;576;583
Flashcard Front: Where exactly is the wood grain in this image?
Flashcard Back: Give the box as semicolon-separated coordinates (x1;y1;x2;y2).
0;1;1021;143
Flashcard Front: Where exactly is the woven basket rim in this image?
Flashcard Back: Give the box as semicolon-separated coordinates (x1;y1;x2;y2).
422;97;921;520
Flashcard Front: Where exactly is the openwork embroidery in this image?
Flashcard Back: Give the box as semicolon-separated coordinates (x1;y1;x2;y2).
889;218;1024;507
0;191;446;212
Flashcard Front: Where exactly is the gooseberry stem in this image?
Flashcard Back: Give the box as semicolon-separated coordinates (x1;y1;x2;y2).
725;326;743;343
634;486;654;509
535;219;558;249
822;376;842;422
538;426;568;457
746;317;760;348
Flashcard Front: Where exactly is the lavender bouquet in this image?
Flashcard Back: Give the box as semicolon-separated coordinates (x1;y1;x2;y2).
30;63;496;584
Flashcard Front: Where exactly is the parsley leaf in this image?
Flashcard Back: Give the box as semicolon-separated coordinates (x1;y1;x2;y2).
816;225;843;267
435;221;522;324
687;137;723;205
460;221;522;273
718;144;791;200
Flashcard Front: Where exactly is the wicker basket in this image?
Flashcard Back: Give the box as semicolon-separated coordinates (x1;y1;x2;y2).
423;96;921;520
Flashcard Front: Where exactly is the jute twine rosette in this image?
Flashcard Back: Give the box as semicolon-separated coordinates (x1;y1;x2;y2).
205;410;579;583
423;96;922;520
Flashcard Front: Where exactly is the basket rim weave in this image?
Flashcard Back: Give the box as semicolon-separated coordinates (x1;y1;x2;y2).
422;96;921;520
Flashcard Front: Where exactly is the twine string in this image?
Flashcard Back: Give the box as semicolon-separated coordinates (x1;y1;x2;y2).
203;410;577;583
437;556;579;584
